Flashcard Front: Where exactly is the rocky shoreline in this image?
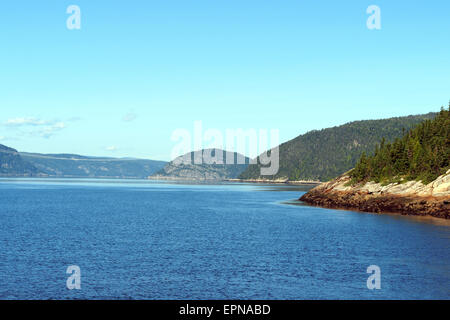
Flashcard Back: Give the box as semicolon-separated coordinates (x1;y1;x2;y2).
300;170;450;219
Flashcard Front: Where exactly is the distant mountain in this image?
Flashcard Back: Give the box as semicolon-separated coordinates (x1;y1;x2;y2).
239;112;438;182
19;152;166;179
152;149;250;181
0;144;38;176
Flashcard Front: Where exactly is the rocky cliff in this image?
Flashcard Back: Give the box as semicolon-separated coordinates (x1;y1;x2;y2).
0;144;38;176
151;149;250;181
300;170;450;219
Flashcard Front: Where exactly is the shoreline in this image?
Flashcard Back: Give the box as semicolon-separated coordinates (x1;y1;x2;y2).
226;178;322;185
299;172;450;220
149;176;323;185
297;195;450;226
300;190;450;220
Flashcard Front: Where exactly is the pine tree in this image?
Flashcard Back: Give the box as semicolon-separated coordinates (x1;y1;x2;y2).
350;106;450;184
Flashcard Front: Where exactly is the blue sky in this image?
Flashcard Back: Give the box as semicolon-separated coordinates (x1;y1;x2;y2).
0;0;449;160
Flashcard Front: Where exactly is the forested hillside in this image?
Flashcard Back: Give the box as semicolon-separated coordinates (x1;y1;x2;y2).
0;144;38;176
1;144;166;178
20;152;166;178
350;107;449;184
239;112;437;182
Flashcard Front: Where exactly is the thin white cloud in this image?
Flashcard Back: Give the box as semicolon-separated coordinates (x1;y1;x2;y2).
122;112;137;122
5;117;51;126
3;117;70;139
106;146;118;151
38;122;66;139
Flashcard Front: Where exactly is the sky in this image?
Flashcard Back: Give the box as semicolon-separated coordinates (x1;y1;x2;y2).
0;0;449;161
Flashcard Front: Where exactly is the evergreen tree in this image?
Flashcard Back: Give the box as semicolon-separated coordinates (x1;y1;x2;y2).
350;106;450;184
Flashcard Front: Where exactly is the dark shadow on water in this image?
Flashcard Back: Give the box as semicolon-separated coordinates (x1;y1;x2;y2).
280;199;308;206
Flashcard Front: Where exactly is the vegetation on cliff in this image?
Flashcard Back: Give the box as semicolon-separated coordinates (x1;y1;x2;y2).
1;144;166;178
153;149;250;180
239;113;437;182
0;144;38;176
20;152;166;178
350;106;450;185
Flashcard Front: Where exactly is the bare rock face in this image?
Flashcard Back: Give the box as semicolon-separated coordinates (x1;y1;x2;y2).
300;170;450;219
431;172;450;196
150;149;250;181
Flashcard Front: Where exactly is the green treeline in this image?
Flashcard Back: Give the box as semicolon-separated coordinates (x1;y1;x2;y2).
350;106;450;185
239;112;437;182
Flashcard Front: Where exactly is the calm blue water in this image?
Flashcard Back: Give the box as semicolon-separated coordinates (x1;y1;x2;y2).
0;178;449;300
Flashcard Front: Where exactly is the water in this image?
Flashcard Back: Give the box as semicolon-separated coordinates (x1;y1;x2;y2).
0;178;449;300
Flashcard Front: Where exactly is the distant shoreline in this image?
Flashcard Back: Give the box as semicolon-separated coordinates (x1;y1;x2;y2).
0;174;148;180
148;176;323;185
226;178;322;185
0;175;322;185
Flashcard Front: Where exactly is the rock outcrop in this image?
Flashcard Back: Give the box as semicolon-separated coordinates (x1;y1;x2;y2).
150;149;250;181
300;170;450;219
